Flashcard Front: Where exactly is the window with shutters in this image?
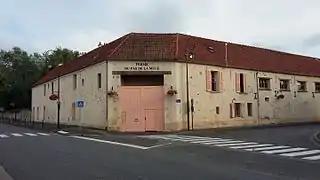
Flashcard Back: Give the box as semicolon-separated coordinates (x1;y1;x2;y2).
235;73;246;93
206;70;222;92
259;78;271;90
230;103;245;118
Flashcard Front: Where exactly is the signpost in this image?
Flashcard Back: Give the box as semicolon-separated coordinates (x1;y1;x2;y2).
76;100;84;136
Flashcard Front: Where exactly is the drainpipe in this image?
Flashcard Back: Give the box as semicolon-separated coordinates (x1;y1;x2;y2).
255;72;261;125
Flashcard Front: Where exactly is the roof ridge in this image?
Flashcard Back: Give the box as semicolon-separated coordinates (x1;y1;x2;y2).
107;33;132;59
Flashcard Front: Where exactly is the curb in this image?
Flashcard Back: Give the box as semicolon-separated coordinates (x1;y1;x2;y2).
312;131;320;147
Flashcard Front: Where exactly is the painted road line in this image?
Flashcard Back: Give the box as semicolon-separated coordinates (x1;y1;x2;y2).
302;155;320;160
245;145;290;151
230;144;274;149
189;139;236;144
0;134;9;138
11;133;23;137
216;142;257;147
203;140;241;145
280;150;320;157
24;133;37;137
57;130;69;134
157;136;221;142
37;133;50;136
261;147;307;154
71;136;150;150
165;136;222;141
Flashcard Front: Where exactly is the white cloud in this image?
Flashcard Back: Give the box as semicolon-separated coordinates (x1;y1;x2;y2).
1;0;320;57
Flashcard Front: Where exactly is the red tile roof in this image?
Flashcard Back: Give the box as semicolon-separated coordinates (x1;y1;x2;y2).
33;32;320;87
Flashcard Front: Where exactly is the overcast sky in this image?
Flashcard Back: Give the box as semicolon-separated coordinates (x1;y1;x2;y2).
1;0;320;57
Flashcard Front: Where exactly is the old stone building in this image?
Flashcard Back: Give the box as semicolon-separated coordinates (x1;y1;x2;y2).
32;33;320;132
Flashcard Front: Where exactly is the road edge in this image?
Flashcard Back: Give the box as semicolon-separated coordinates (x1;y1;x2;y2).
0;166;14;180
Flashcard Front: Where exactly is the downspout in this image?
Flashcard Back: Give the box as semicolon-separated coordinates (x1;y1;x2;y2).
255;72;261;125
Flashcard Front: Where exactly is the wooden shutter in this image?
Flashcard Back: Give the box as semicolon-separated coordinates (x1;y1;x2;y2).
206;70;212;91
230;103;235;118
243;73;247;93
235;73;240;92
219;72;223;92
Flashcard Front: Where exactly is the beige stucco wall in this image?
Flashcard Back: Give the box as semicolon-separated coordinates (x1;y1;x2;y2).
32;59;320;131
31;61;107;129
187;63;320;130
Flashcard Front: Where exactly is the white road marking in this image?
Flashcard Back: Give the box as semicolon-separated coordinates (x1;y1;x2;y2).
11;133;23;137
190;139;236;144
261;147;307;154
245;145;290;151
216;142;257;147
302;155;320;160
24;133;37;137
203;140;242;145
230;144;273;149
71;136;151;150
37;133;50;136
0;134;9;138
57;130;69;134
280;150;320;157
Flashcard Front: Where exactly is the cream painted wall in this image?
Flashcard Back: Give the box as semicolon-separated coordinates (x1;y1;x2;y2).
32;59;320;132
187;63;320;130
31;61;108;129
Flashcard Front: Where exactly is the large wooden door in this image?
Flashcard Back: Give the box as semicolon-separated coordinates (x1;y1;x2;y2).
142;86;164;131
120;86;164;132
120;87;144;132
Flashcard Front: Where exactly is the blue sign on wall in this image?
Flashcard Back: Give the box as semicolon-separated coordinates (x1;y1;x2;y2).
76;100;85;108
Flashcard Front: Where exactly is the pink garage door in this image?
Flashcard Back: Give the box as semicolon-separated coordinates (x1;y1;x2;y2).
120;86;164;132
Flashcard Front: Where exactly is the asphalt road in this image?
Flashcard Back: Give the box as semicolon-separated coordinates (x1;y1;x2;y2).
0;123;320;180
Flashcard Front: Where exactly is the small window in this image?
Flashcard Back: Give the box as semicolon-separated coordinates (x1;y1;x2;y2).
235;103;241;117
47;83;50;89
216;106;220;115
73;74;77;89
259;78;271;90
315;82;320;93
44;84;46;96
247;103;252;117
280;79;290;91
82;78;84;86
51;82;54;94
98;73;102;88
297;81;307;92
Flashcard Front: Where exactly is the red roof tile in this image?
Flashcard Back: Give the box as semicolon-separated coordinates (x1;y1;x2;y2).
33;32;320;87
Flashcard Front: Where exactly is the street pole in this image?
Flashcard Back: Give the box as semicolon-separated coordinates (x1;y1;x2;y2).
57;73;61;129
185;58;190;131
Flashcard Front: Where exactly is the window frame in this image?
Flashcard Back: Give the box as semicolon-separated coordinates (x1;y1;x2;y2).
297;80;307;92
259;78;271;90
315;82;320;93
279;79;290;91
73;74;77;90
97;73;102;89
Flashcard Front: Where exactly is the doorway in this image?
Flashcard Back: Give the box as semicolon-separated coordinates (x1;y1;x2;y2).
119;75;165;132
